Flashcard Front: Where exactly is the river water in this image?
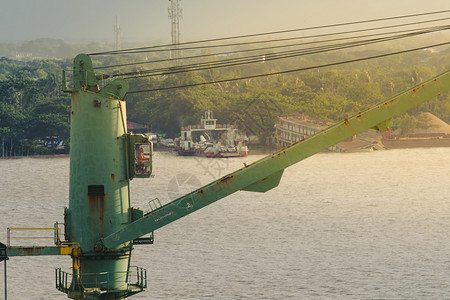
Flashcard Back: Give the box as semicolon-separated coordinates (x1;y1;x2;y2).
0;147;449;299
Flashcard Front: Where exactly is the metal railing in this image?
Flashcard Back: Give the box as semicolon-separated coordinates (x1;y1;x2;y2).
55;268;71;293
148;198;162;213
7;225;62;247
182;124;237;130
56;266;147;294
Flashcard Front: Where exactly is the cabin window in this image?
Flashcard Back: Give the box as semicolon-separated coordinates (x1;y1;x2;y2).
135;143;151;176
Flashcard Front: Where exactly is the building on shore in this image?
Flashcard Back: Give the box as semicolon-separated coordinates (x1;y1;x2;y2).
274;114;385;152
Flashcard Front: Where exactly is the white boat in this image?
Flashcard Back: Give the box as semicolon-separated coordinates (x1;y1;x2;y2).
176;110;248;157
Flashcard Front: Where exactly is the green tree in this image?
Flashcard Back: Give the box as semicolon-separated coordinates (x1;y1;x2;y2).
396;113;417;135
27;100;70;141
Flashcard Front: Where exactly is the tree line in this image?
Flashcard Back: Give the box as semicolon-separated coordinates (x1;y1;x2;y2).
0;57;71;157
125;47;450;140
0;40;449;157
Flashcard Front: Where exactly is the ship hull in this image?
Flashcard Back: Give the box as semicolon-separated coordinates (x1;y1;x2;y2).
178;148;248;158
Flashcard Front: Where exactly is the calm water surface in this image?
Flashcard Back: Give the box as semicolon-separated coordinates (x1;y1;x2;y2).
0;148;449;299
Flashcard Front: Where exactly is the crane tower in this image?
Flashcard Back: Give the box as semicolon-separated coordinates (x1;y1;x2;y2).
114;15;121;50
168;0;182;64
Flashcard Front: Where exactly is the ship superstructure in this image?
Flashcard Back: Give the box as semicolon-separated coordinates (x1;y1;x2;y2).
177;110;248;157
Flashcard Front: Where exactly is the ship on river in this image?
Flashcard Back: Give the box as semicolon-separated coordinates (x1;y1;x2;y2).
176;110;248;157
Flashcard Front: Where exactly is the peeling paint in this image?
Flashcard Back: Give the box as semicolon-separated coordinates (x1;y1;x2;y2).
218;175;234;184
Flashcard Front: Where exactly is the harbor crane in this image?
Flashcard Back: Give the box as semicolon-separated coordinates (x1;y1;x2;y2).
1;54;449;299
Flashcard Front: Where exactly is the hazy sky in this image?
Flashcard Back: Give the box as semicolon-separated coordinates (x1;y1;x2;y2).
1;0;449;44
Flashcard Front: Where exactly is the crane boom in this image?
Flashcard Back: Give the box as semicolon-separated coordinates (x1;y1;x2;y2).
102;70;450;249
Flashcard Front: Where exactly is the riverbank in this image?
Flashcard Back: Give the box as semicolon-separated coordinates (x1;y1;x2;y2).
0;154;70;159
382;137;450;149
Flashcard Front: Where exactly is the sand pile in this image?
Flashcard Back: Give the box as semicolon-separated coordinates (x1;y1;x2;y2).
393;112;450;135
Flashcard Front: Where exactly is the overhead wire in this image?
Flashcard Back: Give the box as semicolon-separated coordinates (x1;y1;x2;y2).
116;25;450;79
101;16;450;56
126;41;450;94
83;9;450;95
88;9;450;56
94;17;450;70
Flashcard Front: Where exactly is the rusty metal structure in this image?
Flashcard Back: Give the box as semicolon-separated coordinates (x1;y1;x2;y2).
1;54;449;299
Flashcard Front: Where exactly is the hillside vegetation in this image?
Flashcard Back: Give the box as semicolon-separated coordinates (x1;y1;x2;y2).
0;39;449;156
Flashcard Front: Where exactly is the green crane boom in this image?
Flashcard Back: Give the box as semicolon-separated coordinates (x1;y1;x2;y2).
102;69;450;250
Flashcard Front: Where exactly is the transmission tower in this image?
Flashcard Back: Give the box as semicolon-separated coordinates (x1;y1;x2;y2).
168;0;182;65
114;15;121;50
